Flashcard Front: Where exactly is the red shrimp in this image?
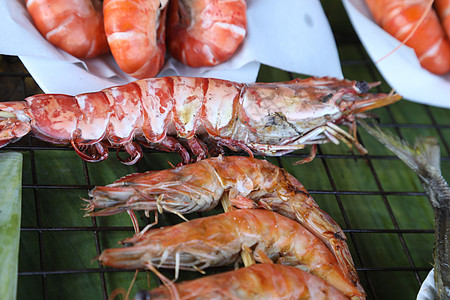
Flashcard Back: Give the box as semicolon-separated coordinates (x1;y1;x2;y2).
85;155;361;290
103;0;168;78
365;0;450;74
435;0;450;40
166;0;247;67
99;209;365;298
134;263;349;300
0;76;401;165
25;0;109;58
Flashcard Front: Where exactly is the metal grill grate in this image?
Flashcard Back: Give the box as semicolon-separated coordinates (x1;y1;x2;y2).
1;2;448;299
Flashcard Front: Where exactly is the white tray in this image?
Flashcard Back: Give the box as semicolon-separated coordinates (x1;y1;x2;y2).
343;0;450;109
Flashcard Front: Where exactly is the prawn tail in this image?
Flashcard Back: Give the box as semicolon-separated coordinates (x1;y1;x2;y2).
0;101;32;148
359;120;440;178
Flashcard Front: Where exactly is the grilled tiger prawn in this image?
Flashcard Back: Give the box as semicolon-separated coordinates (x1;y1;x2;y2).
0;76;400;165
86;155;361;292
135;263;348;300
99;209;365;299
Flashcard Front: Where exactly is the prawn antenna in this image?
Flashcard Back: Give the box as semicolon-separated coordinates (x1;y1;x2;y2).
145;262;180;300
376;0;434;64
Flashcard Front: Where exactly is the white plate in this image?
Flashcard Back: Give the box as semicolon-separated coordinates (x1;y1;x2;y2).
343;0;450;109
0;0;342;95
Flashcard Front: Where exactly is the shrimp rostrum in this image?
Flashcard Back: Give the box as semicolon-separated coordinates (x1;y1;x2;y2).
0;76;401;165
86;155;360;290
99;209;366;299
135;263;349;300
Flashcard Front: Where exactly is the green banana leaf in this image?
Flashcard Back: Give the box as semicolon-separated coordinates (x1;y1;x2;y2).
0;152;23;300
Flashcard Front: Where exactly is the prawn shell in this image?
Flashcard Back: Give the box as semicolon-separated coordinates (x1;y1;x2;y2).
167;0;247;67
27;94;80;144
99;209;364;298
25;0;109;58
74;92;112;144
145;263;349;300
102;82;143;144
103;0;167;78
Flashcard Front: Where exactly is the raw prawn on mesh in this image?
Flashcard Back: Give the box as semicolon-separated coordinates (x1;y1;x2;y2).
99;209;366;299
0;76;401;165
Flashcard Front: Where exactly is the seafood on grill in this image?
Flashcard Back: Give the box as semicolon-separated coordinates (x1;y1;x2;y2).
0;76;401;165
86;155;360;289
166;0;247;67
133;263;349;300
25;0;109;58
103;0;168;78
99;209;366;298
361;121;450;299
365;0;450;74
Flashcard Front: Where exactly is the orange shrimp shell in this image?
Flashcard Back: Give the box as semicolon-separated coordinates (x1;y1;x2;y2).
25;0;109;58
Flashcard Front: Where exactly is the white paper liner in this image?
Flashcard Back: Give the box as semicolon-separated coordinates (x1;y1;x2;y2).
417;269;438;300
0;0;343;95
343;0;450;109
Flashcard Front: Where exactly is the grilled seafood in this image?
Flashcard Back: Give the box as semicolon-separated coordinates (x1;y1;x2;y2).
99;209;365;298
166;0;247;67
103;0;168;79
25;0;109;58
86;155;360;289
134;263;349;300
0;76;401;165
365;0;450;74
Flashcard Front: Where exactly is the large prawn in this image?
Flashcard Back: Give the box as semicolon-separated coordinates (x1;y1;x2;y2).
25;0;109;59
86;155;360;290
365;0;450;75
166;0;247;67
99;209;365;299
133;263;348;300
435;0;450;40
103;0;168;79
0;76;401;165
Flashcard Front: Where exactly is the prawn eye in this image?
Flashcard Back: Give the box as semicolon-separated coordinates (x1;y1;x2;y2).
320;93;333;103
355;81;369;94
135;290;151;300
122;242;134;247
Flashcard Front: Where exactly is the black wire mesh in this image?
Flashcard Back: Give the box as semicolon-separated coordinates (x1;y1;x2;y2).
1;2;448;299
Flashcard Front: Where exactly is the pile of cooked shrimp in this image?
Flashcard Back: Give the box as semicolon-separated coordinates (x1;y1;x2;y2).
89;156;367;299
25;0;247;79
365;0;450;75
0;72;402;298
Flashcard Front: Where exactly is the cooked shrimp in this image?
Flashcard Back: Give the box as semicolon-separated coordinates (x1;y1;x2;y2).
99;209;364;298
103;0;168;78
365;0;450;74
25;0;109;58
86;156;361;290
0;76;401;165
435;0;450;40
166;0;247;67
134;263;349;300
